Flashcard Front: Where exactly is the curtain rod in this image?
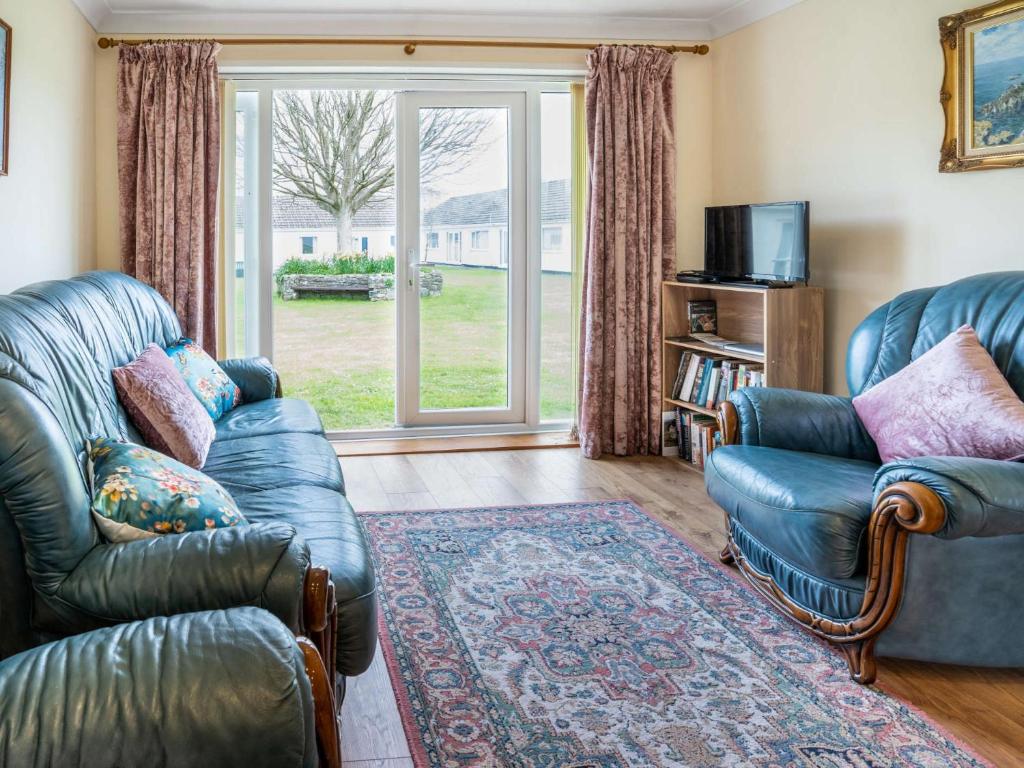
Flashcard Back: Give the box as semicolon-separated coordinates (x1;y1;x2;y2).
96;37;709;56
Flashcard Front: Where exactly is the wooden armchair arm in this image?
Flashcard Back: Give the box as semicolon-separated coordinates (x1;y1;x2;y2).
302;565;339;702
720;479;947;684
297;636;341;768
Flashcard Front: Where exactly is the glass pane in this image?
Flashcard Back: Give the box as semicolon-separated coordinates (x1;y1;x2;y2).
234;90;259;358
540;92;573;421
419;106;509;411
271;89;397;430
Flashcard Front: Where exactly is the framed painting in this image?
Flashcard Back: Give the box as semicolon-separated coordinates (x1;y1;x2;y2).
940;0;1024;172
0;17;9;176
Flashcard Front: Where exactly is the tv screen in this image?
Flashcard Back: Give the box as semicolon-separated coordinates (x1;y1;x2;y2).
704;202;809;283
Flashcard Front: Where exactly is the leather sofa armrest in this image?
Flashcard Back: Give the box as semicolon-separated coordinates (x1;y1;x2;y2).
874;456;1024;539
54;523;310;633
0;608;322;768
724;387;880;462
218;356;281;402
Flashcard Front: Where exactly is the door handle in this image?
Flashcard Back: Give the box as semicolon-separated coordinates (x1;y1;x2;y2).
407;248;418;289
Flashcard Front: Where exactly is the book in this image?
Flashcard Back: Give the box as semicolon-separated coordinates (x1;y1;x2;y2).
689;415;716;467
687;300;717;334
704;365;721;409
680;411;692;461
697;358;721;406
663;414;679;451
674;408;687;461
679;354;702;402
716;360;732;408
688;356;707;403
670;351;690;399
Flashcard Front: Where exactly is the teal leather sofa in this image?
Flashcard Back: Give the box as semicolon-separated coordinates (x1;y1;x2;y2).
706;272;1024;684
0;607;339;767
0;272;376;695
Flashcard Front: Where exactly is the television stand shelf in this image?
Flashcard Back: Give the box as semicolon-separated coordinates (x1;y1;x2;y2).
662;280;824;467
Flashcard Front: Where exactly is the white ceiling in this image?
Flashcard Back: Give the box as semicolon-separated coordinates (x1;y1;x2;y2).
72;0;804;40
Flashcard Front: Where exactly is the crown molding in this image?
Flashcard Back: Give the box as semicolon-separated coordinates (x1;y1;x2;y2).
94;11;712;41
708;0;805;38
70;0;111;30
73;0;806;40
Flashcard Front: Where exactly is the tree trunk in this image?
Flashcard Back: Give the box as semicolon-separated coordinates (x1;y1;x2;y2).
335;209;353;253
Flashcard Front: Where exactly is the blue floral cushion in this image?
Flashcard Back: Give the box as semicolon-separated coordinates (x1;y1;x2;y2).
87;438;247;543
165;338;242;420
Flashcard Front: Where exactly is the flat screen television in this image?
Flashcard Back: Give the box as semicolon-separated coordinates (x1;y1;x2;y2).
704;201;809;284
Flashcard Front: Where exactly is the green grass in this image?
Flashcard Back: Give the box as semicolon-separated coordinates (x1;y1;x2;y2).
249;265;573;430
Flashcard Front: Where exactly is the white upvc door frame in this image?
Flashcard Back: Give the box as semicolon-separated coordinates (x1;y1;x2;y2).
396;89;527;427
226;76;573;440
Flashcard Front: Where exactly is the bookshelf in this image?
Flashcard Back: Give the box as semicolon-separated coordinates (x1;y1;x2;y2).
662;280;824;468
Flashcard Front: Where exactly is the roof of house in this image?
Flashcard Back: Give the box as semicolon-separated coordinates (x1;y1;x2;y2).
236;178;569;231
236;195;394;230
423;179;569;229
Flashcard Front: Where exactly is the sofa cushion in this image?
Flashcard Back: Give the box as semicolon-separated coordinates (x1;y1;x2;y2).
238;484;376;676
853;325;1024;463
214;398;324;442
113;344;216;468
705;445;880;580
166;338;242;420
87;438;246;543
239;485;372;604
203;432;344;499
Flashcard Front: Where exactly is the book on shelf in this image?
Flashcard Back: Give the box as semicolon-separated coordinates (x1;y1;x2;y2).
687;300;717;334
671;409;722;469
669;350;765;410
670;351;691;399
674;407;690;462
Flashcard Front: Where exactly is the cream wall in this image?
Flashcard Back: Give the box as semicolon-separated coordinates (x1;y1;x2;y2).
93;42;712;273
0;0;95;292
712;0;1024;394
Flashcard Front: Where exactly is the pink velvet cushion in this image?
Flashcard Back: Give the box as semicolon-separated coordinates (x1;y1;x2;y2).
853;325;1024;463
112;344;216;468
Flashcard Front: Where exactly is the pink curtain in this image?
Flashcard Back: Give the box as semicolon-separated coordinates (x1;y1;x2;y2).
578;45;677;459
118;41;221;351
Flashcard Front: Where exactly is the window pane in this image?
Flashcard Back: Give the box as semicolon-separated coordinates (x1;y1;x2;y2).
233;90;259;358
419;106;509;411
271;89;397;430
540;92;573;421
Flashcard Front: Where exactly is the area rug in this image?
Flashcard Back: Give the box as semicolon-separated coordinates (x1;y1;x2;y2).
359;501;986;767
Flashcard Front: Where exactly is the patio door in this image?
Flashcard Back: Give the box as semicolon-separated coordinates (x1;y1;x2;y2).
397;91;527;426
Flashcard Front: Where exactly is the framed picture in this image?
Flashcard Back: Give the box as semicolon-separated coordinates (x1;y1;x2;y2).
939;1;1024;172
0;17;9;176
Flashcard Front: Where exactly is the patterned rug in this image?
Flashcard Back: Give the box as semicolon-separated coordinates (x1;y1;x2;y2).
359;501;986;767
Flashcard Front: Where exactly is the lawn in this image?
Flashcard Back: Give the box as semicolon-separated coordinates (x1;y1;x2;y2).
261;266;573;430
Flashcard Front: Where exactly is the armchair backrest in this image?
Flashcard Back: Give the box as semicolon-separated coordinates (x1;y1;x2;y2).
0;271;180;657
847;271;1024;398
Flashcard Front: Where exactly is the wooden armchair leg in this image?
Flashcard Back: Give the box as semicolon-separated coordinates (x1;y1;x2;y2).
719;544;736;566
839;638;878;685
298;636;341;768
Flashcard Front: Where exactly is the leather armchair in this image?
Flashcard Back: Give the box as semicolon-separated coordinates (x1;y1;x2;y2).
0;272;376;696
706;272;1024;683
0;608;339;768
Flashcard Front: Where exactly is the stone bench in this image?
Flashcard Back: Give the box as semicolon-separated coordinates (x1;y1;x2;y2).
279;271;442;301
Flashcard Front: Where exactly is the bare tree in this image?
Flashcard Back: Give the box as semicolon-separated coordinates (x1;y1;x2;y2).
272;90;491;252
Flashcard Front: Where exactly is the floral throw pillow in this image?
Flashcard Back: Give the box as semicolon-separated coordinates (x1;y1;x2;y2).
165;338;242;421
87;437;247;543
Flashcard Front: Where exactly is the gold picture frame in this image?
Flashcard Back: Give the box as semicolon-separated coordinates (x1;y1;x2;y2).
0;17;10;176
939;0;1024;172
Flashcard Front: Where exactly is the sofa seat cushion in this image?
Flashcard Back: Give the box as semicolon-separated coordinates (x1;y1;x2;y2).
239;485;377;676
203;433;344;499
215;398;324;442
705;445;880;581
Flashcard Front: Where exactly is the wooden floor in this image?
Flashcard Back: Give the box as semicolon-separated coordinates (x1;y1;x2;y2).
338;448;1024;768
